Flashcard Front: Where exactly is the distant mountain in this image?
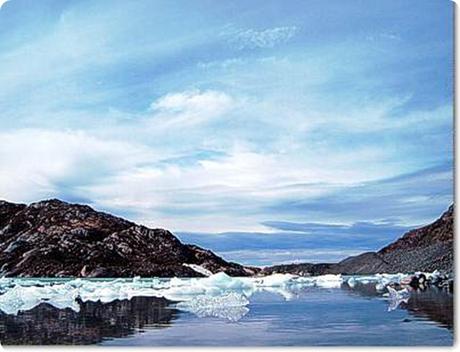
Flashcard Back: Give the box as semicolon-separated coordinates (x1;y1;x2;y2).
263;205;454;275
0;199;257;277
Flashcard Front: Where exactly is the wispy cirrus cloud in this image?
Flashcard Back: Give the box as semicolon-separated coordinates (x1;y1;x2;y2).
224;26;299;50
148;90;235;128
261;220;411;236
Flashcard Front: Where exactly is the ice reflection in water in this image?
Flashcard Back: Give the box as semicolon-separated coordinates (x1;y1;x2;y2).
386;286;410;311
175;292;249;321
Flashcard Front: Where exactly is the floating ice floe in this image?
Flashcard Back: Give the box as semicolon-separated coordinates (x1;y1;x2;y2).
313;274;343;288
292;274;343;289
253;273;296;287
0;272;343;318
0;284;81;315
343;273;410;292
0;271;436;320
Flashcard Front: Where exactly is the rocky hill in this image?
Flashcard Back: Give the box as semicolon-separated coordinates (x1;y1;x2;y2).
0;199;258;278
0;199;453;277
263;205;454;275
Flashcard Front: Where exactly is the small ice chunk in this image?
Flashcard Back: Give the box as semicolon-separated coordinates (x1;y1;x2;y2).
347;277;356;288
427;270;441;281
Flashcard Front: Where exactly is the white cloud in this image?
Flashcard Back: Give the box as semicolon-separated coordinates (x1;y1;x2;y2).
0;129;154;202
0;84;439;233
316;99;452;133
0;0;8;10
148;90;235;128
82;144;396;232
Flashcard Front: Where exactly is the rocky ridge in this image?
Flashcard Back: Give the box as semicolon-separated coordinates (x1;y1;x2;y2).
262;205;454;275
0;199;257;277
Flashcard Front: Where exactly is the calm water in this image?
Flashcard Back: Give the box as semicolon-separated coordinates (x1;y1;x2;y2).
0;280;453;346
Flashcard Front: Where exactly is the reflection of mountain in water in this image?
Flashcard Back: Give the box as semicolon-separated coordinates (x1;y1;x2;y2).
342;282;453;331
341;281;381;298
0;296;178;345
404;289;453;330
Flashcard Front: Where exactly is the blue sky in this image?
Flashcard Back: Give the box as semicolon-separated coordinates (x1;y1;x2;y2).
0;0;453;265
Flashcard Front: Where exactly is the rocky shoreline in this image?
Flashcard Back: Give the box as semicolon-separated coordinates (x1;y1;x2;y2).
0;199;454;278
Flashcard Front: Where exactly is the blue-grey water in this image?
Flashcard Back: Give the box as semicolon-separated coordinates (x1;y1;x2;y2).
0;279;453;346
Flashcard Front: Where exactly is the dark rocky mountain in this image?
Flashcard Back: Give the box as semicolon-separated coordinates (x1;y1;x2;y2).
262;205;454;275
0;199;258;277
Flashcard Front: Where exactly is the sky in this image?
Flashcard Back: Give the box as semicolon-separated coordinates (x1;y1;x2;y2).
0;0;454;265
